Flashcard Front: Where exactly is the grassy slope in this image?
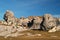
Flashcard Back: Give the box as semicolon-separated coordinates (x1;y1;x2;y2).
0;30;60;40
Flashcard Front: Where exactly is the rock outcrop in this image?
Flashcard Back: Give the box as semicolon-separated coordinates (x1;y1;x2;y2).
43;14;57;31
28;16;43;29
3;10;16;25
48;18;60;32
0;10;60;38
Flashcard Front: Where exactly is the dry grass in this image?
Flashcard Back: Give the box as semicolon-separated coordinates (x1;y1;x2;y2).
0;30;60;40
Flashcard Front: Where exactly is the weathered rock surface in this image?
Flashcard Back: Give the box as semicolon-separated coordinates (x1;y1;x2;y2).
0;10;60;38
48;18;60;32
43;14;57;30
28;16;43;29
3;10;16;25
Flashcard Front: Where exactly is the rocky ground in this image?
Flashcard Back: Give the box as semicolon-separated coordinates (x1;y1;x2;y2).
0;30;60;40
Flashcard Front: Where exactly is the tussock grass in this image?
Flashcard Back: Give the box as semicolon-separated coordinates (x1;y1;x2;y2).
0;30;60;40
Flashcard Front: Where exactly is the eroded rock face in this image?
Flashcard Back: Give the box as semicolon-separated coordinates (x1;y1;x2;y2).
27;16;43;29
43;14;56;30
34;16;43;29
30;16;43;29
48;18;60;32
3;10;16;25
34;16;42;24
16;17;31;28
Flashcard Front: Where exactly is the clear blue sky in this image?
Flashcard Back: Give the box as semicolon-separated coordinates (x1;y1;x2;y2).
0;0;60;20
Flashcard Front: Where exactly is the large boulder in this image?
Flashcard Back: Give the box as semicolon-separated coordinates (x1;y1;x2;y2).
27;16;43;29
30;16;43;29
43;14;56;30
3;10;16;25
48;18;60;32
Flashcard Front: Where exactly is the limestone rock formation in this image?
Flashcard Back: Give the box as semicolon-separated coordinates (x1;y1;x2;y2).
3;10;16;25
29;16;43;29
48;18;60;32
3;10;60;32
17;17;30;28
0;10;60;38
43;14;57;30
